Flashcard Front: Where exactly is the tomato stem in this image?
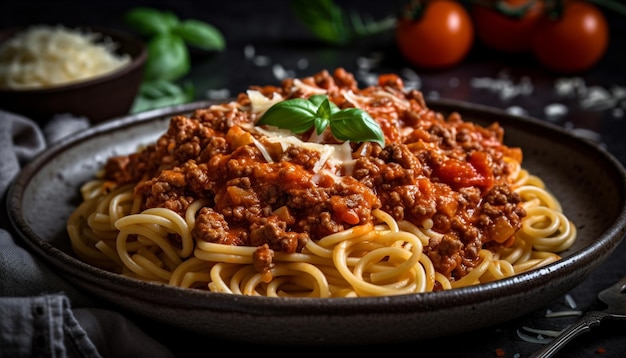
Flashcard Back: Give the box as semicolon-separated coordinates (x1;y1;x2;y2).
471;0;538;19
400;0;426;21
467;0;626;17
543;0;565;19
495;0;537;19
541;0;626;18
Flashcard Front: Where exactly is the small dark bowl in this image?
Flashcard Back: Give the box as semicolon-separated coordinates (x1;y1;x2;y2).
0;26;147;124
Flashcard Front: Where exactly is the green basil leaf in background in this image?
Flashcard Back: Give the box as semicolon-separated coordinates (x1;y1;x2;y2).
145;33;190;82
124;7;179;36
257;98;319;133
173;19;226;51
329;108;385;147
138;80;184;99
289;0;396;45
131;80;194;113
289;0;350;45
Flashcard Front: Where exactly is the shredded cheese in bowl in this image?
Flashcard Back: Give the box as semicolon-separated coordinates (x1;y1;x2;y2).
0;25;131;89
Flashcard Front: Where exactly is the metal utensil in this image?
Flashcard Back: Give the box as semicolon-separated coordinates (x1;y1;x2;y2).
530;274;626;358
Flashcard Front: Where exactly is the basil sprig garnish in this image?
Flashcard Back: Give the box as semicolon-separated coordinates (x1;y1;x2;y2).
257;94;385;147
124;7;225;113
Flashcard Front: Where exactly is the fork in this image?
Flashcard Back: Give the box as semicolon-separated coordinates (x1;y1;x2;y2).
529;274;626;358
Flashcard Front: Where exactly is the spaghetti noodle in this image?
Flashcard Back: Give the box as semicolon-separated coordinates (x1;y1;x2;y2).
67;68;576;297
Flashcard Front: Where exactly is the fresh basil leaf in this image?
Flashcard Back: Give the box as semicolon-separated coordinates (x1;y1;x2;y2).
257;98;318;133
329;108;385;147
145;33;190;82
173;19;226;51
289;0;350;45
316;98;333;119
131;80;194;113
124;7;179;36
138;80;183;99
314;116;330;135
308;94;326;107
309;94;339;113
258;96;385;146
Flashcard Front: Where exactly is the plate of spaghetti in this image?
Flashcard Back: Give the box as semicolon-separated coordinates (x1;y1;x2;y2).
8;68;626;345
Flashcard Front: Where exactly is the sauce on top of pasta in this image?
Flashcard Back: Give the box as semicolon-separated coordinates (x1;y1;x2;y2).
101;68;527;286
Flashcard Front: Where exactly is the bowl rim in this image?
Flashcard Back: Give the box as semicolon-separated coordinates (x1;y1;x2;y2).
0;25;147;94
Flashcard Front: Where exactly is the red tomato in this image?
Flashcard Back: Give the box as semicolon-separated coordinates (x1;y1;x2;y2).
396;0;474;69
472;0;544;53
435;151;493;189
531;1;609;73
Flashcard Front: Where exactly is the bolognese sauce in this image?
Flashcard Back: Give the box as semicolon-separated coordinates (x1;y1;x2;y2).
101;68;526;284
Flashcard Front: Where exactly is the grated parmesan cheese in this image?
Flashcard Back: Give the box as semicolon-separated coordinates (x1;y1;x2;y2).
247;89;283;115
0;25;131;89
544;103;568;119
470;72;534;101
252;125;354;175
292;78;327;95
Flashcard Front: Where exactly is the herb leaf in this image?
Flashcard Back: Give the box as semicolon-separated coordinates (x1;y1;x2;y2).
316;97;333;119
329;108;384;147
314;116;330;134
144;33;190;82
257;95;385;147
257;98;319;133
308;94;327;107
131;80;194;113
289;0;397;46
124;6;227;112
124;7;179;36
309;94;340;114
173;19;226;51
289;0;350;45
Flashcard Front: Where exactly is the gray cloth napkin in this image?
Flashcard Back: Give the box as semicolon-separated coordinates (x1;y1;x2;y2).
0;110;89;194
0;295;101;357
0;110;176;358
0;110;46;194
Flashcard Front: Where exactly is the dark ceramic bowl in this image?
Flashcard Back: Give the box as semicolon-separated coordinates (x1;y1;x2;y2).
6;99;626;345
0;26;146;124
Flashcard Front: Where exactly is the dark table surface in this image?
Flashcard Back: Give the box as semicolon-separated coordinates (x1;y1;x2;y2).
1;1;625;357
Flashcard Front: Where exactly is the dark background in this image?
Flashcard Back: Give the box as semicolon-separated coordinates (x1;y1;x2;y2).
1;0;623;158
1;1;625;357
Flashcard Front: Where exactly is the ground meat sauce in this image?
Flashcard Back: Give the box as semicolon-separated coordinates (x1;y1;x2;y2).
102;68;526;285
